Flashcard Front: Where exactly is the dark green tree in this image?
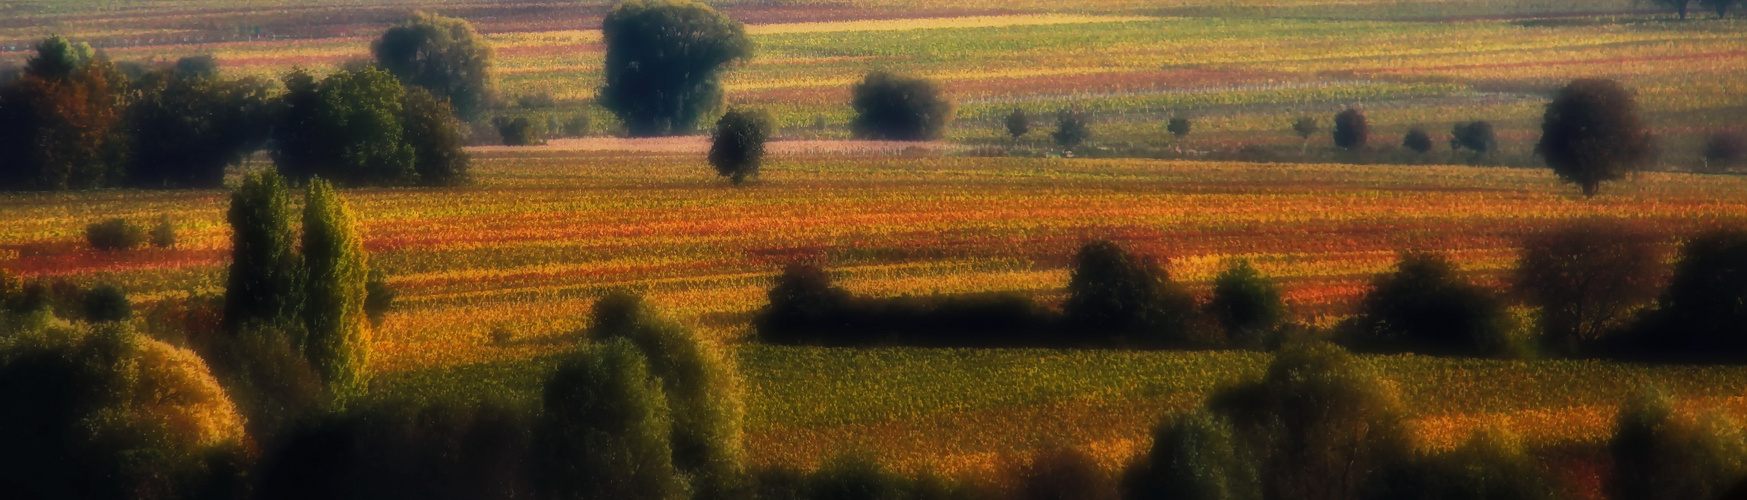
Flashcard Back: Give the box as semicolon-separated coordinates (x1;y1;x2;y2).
1206;260;1286;349
1292;116;1318;154
86;218;147;251
373;11;497;121
1632;229;1747;359
273;67;416;186
1168;117;1192;139
599;0;752;137
1333;107;1367;150
1350;252;1512;357
1064;240;1199;346
709;107;771;185
1122;410;1260;500
1005;108;1032;143
1450;121;1496;156
1403;127;1433;154
400;87;471;186
301;178;372;404
494;116;545;146
126;67;276;188
24;35;93;81
1537;79;1653;197
1053;109;1092;150
172;54;220;80
532;338;686;500
222;171;305;334
849;71;955;141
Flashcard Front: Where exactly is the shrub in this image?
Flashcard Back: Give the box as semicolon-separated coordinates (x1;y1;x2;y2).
1005;108;1031;141
150;214;176;248
1537;79;1653;197
1403;127;1433;153
82;284;131;323
365;270;396;327
1063;240;1200;347
1121;411;1260;500
1332;107;1367;150
373;11;497;121
1609;390;1747;500
86;218;147;251
1206;260;1285;350
752;263;1058;347
1053;109;1092;150
1011;447;1118;500
1209;342;1412;500
754;263;853;346
495;116;545;146
222;171;305;334
850;71;955;141
1349;251;1512;357
1168;117;1192;139
1704;131;1745;171
532;338;685;500
1450;121;1496;156
1376;427;1557;500
1512;220;1662;356
126;68;275;188
1629;229;1747;360
301;178;372;403
599;0;751;137
709;107;771;185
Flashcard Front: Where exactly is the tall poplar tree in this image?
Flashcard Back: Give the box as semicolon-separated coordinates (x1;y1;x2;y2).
301;178;371;402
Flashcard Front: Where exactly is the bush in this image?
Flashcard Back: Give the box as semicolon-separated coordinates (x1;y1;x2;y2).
1168;117;1192;139
1349;251;1513;357
1629;228;1747;360
365;270;397;327
850;71;955;141
709;107;771;185
1609;390;1747;500
1053;109;1092;150
1403;127;1433;153
599;0;751;137
1005;108;1032;141
754;263;854;346
1208;342;1411;500
1375;427;1557;500
1450;121;1496;156
495;116;545;146
1512;220;1662;356
150;214;176;248
82;284;131;323
1537;79;1653;197
1704;131;1745;171
532;338;685;500
1010;447;1118;500
373;11;497;121
1121;410;1260;500
1063;240;1200;347
753;263;1058;347
1206;260;1285;350
1333;107;1367;150
87;218;147;251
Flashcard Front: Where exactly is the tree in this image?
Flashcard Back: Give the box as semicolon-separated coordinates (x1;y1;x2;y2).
1512;221;1662;356
1610;390;1747;500
1053;109;1092;150
1403;127;1433;154
82;284;132;323
709;107;771;185
1064;240;1199;346
301;178;372;404
24;35;93;81
1332;107;1367;150
532;338;686;500
0;37;129;191
223;171;304;334
274;67;417;186
1450;121;1496;156
1291;116;1318;154
1168;117;1191;139
1206;260;1286;350
495;116;545;146
373;11;497;121
400;87;472;186
599;0;751;137
1005;108;1031;143
754;263;853;345
1350;251;1513;357
1650;0;1696;18
1537;79;1653;197
126;67;275;188
1631;229;1747;359
86;218;147;251
1010;447;1118;500
1703;131;1745;171
849;71;954;141
172;54;219;80
1699;0;1741;17
1122;410;1260;500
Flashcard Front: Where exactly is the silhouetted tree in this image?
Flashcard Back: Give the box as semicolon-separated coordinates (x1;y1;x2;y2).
364;270;397;327
1350;251;1513;357
1122;410;1260;500
150;214;176;248
373;11;497;120
1630;229;1747;359
1403;127;1433;154
1206;260;1285;350
1703;131;1745;171
126;66;275;188
599;0;751;137
1699;0;1741;16
400;87;471;186
1610;390;1747;500
82;284;131;322
1537;79;1653;197
850;71;954;141
1053;109;1092;150
532;338;686;500
0;36;130;191
1005;108;1031;143
1168;117;1192;140
1376;427;1558;500
172;54;219;80
1064;240;1199;346
754;263;853;345
1292;116;1318;153
1513;221;1662;356
1332;107;1367;150
709;107;770;185
1450;121;1496;157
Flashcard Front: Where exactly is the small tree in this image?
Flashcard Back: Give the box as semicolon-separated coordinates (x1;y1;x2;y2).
223;171;305;334
849;71;955;141
1513;221;1662;356
1351;251;1513;357
301;179;372;403
1450;121;1496;157
1053;109;1092;151
599;0;751;137
82;283;131;322
1005;108;1031;143
1168;117;1192;152
374;11;497;121
709;108;770;185
1206;260;1286;350
1332;107;1368;150
495;116;545;146
1064;240;1199;346
1403;127;1433;154
754;263;853;345
1703;131;1745;171
1122;410;1261;500
1291;116;1318;154
86;218;147;250
364;270;397;327
150;214;176;248
1610;390;1747;500
532;338;686;500
1537;79;1653;197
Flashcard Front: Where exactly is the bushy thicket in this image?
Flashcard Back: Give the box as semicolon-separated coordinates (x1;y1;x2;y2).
1372;427;1558;500
495;116;545;146
126;61;276;188
1402;127;1433;153
1053;109;1092;150
850;71;955;141
1609;390;1747;500
754;263;1059;347
1450;121;1496;157
275;67;470;187
1624;229;1747;361
1008;447;1118;500
1345;252;1513;357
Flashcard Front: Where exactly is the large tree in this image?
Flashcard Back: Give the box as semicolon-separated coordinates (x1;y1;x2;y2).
849;71;955;141
373;11;497;121
1512;221;1662;356
0;36;130;191
223;171;305;335
1537;79;1653;197
275;67;466;186
126;63;276;188
599;0;752;137
533;339;686;500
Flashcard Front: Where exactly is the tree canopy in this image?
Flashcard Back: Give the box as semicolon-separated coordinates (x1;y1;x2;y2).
373;11;497;121
599;0;752;137
849;71;955;141
1537;79;1653;197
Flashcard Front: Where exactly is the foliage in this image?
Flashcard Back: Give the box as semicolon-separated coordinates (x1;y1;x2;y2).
1168;117;1192;138
1449;121;1495;155
1005;108;1031;140
495;116;546;146
1609;389;1747;500
1512;220;1662;356
1349;251;1513;357
562;113;592;137
24;35;94;81
172;55;219;80
82;284;131;323
1206;260;1286;350
1010;447;1118;500
87;218;147;251
1121;410;1260;500
0;38;130;191
1053;109;1092;149
126;66;275;188
1703;131;1745;171
753;263;1059;347
1332;107;1368;150
1064;240;1200;347
222;171;305;335
710;107;771;185
301;178;372;404
373;11;497;121
1209;342;1412;500
1403;127;1432;153
1537;78;1653;197
150;214;175;249
365;269;397;327
1629;228;1747;360
274;68;422;186
1375;427;1558;500
599;0;751;137
1291;117;1318;140
850;71;955;141
399;87;472;186
532;338;686;500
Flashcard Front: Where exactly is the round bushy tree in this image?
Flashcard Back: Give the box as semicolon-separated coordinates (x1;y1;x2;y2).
82;284;131;323
1064;240;1199;346
1403;127;1433;154
1122;410;1260;500
754;263;853;345
709;108;770;185
1168;117;1192;139
400;87;471;186
275;68;415;185
126;67;275;188
1450;121;1496;156
533;338;686;500
1206;260;1285;350
1537;79;1653;197
1351;251;1512;357
1332;107;1367;150
86;218;147;251
1610;390;1747;500
1011;447;1118;500
373;11;497;121
1053;109;1092;150
599;0;751;137
301;179;372;403
1513;221;1662;356
850;71;955;141
1005;108;1032;142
